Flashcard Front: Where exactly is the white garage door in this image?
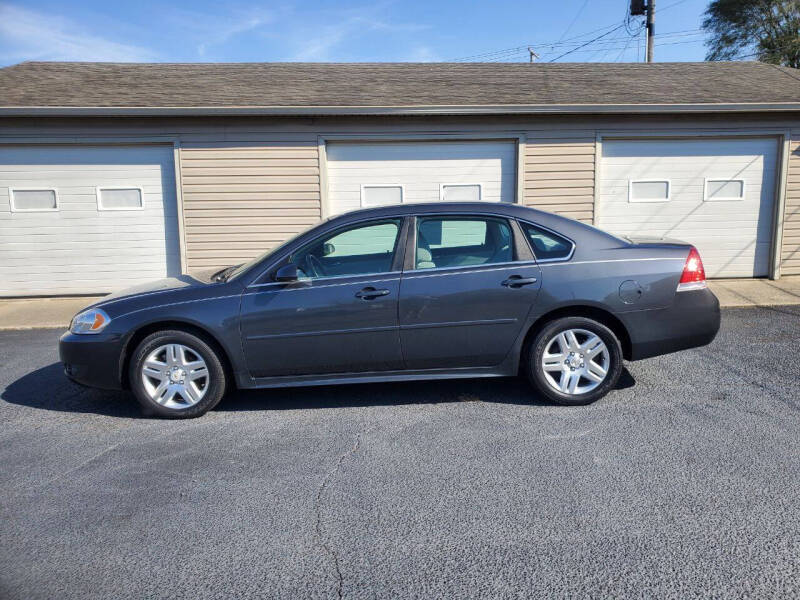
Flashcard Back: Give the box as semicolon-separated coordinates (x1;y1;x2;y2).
0;145;181;296
326;140;517;216
597;138;778;278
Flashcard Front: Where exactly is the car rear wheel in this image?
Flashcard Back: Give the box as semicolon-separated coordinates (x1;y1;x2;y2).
526;316;623;406
129;330;227;418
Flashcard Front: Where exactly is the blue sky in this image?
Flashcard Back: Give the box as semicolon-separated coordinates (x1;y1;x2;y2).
0;0;712;66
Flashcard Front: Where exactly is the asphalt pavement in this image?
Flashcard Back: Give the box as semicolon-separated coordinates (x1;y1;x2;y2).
2;306;800;599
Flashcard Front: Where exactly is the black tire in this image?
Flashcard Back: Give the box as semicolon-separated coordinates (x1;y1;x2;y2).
129;329;227;418
525;316;623;406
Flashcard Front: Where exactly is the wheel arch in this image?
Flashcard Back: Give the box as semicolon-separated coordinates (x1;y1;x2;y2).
520;304;633;368
119;320;237;391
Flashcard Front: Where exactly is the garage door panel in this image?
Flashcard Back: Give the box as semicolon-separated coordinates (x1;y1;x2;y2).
327;141;516;216
601;138;776;157
0;145;180;295
598;138;777;278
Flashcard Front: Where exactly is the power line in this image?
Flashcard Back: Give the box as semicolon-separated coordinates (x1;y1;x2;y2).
548;24;627;62
453;33;706;64
659;0;691;11
449;21;623;61
614;29;641;62
554;0;590;45
471;34;707;63
451;28;703;63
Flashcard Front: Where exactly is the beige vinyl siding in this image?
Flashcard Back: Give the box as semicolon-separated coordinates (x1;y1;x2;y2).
180;141;321;271
781;132;800;275
4;113;800;281
522;131;595;223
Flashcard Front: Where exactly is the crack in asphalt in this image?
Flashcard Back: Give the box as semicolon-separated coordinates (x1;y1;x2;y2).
30;440;124;491
314;430;363;600
701;350;800;411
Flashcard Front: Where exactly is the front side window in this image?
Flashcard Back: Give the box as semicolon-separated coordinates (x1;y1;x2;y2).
415;216;512;270
291;219;402;280
520;222;573;261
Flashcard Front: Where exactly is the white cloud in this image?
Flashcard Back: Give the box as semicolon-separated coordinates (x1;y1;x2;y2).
287;14;432;61
0;3;156;64
406;45;441;62
162;7;275;58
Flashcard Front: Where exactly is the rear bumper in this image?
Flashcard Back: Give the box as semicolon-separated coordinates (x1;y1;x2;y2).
59;331;126;390
621;287;721;361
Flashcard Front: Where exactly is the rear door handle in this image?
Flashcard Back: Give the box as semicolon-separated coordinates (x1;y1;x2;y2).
355;287;390;299
501;276;538;288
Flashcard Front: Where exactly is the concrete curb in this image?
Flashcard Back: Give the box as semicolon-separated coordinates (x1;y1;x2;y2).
0;296;103;331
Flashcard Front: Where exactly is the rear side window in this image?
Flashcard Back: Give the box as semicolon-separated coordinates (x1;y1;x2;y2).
416;216;513;270
520;222;573;261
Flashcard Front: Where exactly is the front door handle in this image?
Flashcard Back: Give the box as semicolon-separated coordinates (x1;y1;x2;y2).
501;276;538;288
355;287;390;299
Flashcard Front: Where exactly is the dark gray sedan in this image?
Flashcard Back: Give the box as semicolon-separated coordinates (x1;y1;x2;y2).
59;202;720;418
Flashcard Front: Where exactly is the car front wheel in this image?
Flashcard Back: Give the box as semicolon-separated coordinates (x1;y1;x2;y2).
526;316;623;406
129;329;227;418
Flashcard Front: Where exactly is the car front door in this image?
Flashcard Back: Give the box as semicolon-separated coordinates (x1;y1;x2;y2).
399;214;542;370
240;218;406;379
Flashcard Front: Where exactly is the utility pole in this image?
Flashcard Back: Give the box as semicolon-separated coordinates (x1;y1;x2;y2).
629;0;654;62
528;47;539;63
645;0;655;62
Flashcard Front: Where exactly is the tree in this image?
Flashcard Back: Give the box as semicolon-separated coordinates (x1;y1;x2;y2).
702;0;800;68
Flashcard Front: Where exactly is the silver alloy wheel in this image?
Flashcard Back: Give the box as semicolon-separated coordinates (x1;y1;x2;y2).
541;328;610;395
141;343;209;409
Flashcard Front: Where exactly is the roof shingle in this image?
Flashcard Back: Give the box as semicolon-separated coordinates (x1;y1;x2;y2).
1;61;799;112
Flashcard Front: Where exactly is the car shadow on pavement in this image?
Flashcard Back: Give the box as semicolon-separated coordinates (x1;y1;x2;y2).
2;363;140;418
220;367;636;412
2;362;636;417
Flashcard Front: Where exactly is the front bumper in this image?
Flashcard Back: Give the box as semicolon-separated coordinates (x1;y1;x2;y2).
59;331;126;390
621;286;721;361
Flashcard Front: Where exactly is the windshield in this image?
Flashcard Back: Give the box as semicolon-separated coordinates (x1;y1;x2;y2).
224;223;319;282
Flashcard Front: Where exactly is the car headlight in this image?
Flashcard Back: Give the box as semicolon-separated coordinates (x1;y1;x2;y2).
70;308;111;334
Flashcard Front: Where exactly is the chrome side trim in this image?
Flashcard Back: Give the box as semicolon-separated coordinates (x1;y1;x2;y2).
245;276;400;293
246;324;399;341
399;318;517;330
403;260;539;278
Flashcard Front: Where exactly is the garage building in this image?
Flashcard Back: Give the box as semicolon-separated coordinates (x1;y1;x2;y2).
1;61;799;295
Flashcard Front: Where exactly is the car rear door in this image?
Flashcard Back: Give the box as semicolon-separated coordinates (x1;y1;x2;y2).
239;217;407;378
399;214;542;370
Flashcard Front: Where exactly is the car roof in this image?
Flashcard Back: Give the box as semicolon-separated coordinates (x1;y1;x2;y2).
327;201;575;233
328;201;548;222
324;201;627;248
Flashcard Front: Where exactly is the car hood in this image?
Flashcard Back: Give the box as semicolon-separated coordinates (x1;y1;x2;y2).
93;272;215;306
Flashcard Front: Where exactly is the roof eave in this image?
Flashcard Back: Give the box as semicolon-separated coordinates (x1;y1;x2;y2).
1;103;800;116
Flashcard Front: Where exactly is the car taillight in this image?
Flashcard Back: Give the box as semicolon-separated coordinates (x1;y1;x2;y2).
677;247;707;292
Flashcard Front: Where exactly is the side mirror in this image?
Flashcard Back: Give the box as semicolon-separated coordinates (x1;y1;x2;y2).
323;242;335;256
274;263;299;282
